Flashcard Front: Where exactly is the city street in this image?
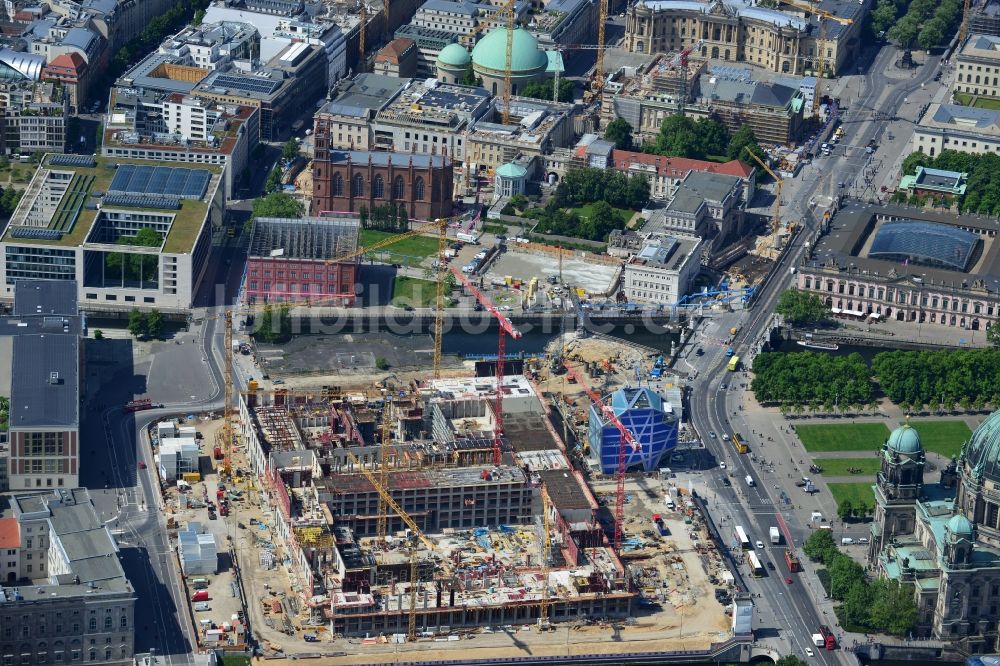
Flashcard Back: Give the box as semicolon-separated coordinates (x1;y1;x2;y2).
680;41;945;664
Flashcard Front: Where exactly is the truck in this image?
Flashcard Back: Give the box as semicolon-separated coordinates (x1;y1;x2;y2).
812;633;825;648
784;549;801;572
457;231;481;244
770;526;781;545
124;399;154;413
213;447;224;461
818;624;837;649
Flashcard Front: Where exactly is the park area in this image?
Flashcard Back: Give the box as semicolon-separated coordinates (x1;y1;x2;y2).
812;457;882;477
905;419;972;458
391;276;439;308
828;482;876;512
794;423;889;452
954;93;1000;110
361;229;440;262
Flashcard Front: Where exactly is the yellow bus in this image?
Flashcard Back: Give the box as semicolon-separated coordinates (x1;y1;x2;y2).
732;433;748;454
727;355;740;372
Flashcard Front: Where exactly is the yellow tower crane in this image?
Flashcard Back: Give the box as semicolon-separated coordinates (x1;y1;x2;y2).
502;0;516;124
218;310;234;478
359;3;367;71
538;482;553;629
594;0;609;91
744;146;783;235
779;0;852;111
376;397;392;541
344;450;442;641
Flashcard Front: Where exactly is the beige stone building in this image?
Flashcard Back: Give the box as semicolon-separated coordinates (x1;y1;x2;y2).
624;0;861;76
956;34;1000;99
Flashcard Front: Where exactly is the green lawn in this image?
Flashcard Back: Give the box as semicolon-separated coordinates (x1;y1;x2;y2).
794;423;890;452
570;203;635;225
360;229;440;260
390;276;439;308
828;482;876;509
906;419;972;458
812;457;882;477
955;92;973;105
974;97;1000;110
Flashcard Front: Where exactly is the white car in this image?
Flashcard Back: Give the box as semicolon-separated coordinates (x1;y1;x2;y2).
719;462;727;469
805;648;814;658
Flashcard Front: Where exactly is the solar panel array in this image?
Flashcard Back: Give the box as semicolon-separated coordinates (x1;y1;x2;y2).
49;154;97;168
108;165;211;200
103;194;181;210
212;73;281;96
11;227;63;240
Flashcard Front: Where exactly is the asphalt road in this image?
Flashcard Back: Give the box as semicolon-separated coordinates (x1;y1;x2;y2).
683;43;943;664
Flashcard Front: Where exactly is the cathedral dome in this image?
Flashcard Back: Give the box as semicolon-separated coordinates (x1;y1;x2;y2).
962;410;1000;480
947;513;974;538
887;423;922;455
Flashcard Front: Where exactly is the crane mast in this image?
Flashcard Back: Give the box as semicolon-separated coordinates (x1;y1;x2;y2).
563;362;638;552
450;266;523;465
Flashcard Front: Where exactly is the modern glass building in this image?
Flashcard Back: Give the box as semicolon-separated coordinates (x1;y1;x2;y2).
588;387;679;474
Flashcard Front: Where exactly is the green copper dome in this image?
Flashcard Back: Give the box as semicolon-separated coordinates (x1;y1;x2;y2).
437;43;471;68
962;410;1000;480
887;423;923;455
471;27;548;74
947;513;974;537
496;162;527;178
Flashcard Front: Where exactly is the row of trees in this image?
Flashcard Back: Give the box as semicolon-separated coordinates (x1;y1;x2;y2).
871;349;1000;411
519;78;575;104
750;352;874;407
901;150;1000;216
127;308;164;340
803;530;917;636
360;203;409;232
614;116;764;163
553;167;650;210
883;0;961;49
775;289;830;325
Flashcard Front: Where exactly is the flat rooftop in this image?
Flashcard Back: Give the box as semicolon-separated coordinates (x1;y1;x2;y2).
13;279;78;316
328;465;527;495
503;413;560;453
320;73;411;118
379;80;490;128
959;33;1000;61
10;333;79;429
920;103;1000;137
2;155;221;253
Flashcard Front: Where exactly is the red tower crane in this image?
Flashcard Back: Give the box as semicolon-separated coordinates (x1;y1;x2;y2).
563;362;639;553
450;266;523;465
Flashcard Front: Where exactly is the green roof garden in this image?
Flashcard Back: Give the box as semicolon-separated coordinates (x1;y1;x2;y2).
2;155;221;254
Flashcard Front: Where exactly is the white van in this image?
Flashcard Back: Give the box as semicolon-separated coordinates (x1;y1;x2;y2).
841;537;854;545
194;602;211;612
745;475;754;487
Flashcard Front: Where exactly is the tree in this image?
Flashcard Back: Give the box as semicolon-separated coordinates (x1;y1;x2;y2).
829;551;866;599
989;324;1000;348
871;0;898;34
803;529;837;563
728;125;760;161
146;309;163;340
375;356;389;370
888;16;919;48
93;329;104;340
519;78;574;103
837;498;854;521
281;138;300;162
695;117;730;157
776;657;809;666
0;187;24;216
254;304;292;343
127;309;146;338
264;166;283;194
917;18;946;49
460;62;478;86
251;192;304;221
775;288;829;325
508;193;528;211
604;118;634;150
841;579;876;628
192;8;205;25
655;114;701;158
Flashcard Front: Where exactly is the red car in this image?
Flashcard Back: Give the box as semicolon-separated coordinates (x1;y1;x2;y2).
785;577;793;585
138;461;147;469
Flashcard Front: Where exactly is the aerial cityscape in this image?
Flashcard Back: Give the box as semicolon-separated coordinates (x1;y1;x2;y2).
0;0;998;663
